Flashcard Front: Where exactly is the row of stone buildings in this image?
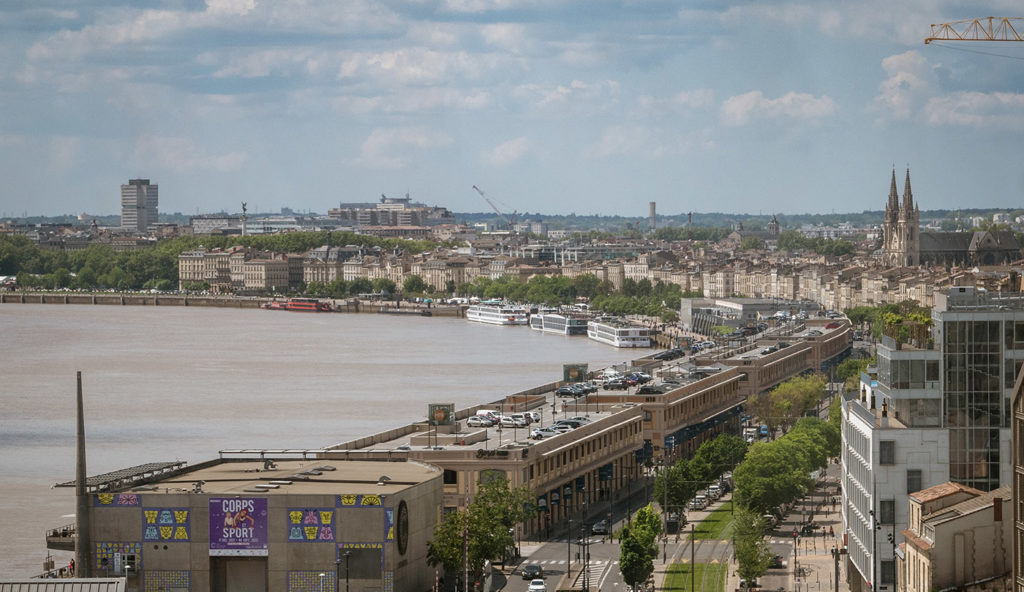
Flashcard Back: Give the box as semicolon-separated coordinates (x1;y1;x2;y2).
178;239;1024;311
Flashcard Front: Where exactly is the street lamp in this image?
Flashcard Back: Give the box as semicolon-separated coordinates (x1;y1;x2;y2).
319;572;325;592
343;550;351;592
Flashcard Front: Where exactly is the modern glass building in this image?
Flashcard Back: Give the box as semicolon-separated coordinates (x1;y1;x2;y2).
843;286;1022;592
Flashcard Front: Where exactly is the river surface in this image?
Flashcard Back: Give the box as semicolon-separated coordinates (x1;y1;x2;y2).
0;303;629;577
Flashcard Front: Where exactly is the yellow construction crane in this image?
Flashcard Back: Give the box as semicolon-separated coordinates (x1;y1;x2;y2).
925;17;1024;43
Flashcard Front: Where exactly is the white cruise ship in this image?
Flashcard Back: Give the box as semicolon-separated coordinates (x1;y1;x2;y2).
466;302;529;326
530;312;589;335
587;317;652;348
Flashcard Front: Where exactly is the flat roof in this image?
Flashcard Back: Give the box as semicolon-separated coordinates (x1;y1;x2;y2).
126;459;439;496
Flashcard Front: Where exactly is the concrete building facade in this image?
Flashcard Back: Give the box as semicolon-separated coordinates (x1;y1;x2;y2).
121;179;158;232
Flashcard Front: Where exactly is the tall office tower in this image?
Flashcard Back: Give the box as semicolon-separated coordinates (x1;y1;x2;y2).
121;178;158;232
843;286;1021;592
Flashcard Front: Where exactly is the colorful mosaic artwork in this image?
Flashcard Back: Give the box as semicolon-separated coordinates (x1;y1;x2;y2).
93;542;141;572
340;542;383;550
143;508;190;541
144;570;189;592
287;508;334;542
385;508;394;541
383;570;394;592
287;571;336;592
94;493;141;506
336;494;381;507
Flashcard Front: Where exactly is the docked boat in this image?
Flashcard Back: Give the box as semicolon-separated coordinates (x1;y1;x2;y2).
261;301;287;310
587;317;652;347
285;298;333;312
465;302;529;325
530;312;589;335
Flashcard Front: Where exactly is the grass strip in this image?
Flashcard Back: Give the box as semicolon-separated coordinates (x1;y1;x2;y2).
664;562;728;592
691;504;735;540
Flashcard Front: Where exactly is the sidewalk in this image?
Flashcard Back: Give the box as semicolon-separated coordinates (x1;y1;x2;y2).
650;472;849;592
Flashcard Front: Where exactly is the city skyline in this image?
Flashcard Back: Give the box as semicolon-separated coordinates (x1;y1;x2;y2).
1;2;1023;217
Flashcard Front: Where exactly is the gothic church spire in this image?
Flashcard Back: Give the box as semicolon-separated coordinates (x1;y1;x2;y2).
902;168;914;212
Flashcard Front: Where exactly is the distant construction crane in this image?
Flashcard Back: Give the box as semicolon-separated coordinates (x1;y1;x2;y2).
472;185;517;230
925;17;1024;43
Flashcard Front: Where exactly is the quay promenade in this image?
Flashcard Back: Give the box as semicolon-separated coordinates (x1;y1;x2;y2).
0;291;464;316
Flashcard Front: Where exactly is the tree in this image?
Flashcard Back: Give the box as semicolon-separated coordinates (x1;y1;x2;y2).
349;277;373;295
733;508;773;585
371;278;396;294
403;274;427;295
426;474;534;587
740;236;764;251
733;440;813;515
619;505;661;589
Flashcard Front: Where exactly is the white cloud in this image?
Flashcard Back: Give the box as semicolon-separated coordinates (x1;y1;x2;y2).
720;91;836;126
47;136;81;173
132;135;246;172
635;89;716;114
480;23;530;53
924;92;1024;130
339;48;506;85
481;137;528;166
584;125;708;159
513;79;619;110
350;127;453;169
333;88;491;114
870;50;935;120
205;0;255;16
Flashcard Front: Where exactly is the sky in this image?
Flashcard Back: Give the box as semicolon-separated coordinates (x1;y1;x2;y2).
2;1;1024;218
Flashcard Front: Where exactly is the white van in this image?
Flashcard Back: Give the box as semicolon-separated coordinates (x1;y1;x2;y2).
708;485;721;499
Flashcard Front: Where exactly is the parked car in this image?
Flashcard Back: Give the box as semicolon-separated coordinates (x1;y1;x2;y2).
556;385;579;397
531;428;560;440
825;322;841;329
768;555;785;569
526;411;542;423
521;564;543;580
604;378;629;390
554;419;584;429
528;579;547;592
466;415;493;427
500;416;527;428
591;520;609;534
565;416;591;424
510;413;531;425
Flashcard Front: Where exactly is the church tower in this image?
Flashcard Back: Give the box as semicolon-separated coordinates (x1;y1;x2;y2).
883;168;920;266
767;214;780;238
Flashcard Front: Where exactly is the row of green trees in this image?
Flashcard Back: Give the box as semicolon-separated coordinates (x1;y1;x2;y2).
0;232;438;292
453;274;697;321
744;374;828;437
844;300;932;341
732;416;839;516
653;433;748;513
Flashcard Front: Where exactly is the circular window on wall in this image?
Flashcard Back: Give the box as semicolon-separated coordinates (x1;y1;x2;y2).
397;500;409;555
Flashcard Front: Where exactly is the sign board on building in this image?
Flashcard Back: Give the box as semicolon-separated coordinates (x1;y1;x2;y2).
209;498;268;556
428;403;455;426
563;364;588;383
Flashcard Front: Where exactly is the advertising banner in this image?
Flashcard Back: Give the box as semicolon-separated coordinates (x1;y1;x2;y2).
209;498;268;556
428;403;455;426
563;364;588;383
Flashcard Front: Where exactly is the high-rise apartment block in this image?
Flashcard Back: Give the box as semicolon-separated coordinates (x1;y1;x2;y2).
120;178;158;231
844;286;1021;592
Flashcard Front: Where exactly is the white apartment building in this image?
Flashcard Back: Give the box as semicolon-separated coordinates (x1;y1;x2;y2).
843;286;1023;592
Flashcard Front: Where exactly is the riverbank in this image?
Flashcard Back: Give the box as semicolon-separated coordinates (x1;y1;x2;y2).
0;291;464;316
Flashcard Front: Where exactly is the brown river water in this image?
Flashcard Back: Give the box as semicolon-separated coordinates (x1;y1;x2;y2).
0;303;628;577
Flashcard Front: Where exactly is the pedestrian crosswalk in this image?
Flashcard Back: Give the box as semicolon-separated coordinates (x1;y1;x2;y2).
520;559;619;566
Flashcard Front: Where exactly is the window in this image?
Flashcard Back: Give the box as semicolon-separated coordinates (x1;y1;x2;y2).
880;441;895;465
881;560;896;585
879;499;895;524
443;469;458;485
906;469;922;494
